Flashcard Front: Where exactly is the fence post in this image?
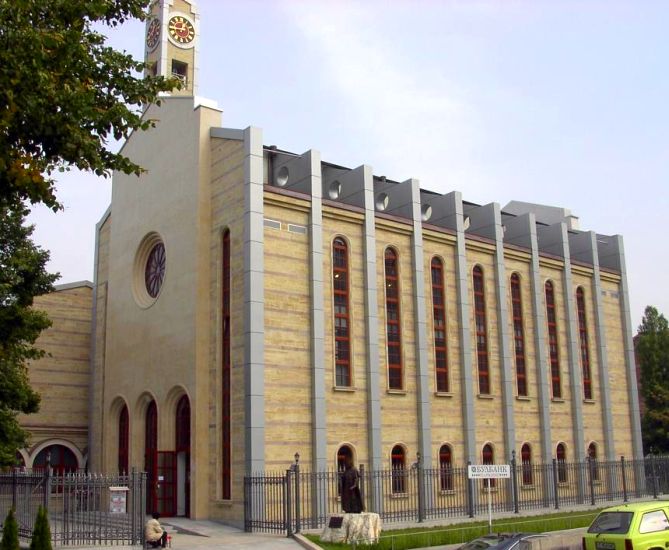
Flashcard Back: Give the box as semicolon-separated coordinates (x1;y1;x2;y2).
416;452;425;523
294;453;301;534
552;459;559;510
359;464;365;510
466;461;474;518
620;456;628;502
12;468;17;510
43;451;51;510
286;468;293;537
511;451;519;514
587;457;596;506
650;451;658;499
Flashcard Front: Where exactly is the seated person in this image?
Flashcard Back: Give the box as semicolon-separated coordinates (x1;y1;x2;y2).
145;512;168;548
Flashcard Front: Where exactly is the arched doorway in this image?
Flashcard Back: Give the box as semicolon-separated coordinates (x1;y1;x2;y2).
33;444;78;475
175;395;191;517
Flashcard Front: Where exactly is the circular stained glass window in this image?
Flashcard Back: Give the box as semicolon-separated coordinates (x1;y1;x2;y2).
145;242;166;298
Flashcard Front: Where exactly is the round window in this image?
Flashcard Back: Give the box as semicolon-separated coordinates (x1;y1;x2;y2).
145;242;166;298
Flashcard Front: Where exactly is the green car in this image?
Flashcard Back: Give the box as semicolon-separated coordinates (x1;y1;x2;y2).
583;502;669;550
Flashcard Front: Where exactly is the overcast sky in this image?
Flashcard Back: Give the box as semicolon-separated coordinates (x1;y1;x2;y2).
28;0;668;327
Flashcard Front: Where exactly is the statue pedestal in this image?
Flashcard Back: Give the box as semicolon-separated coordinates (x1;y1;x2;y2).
320;513;382;545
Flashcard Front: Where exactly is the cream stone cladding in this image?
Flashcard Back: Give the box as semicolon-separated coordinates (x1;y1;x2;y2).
422;230;465;464
571;267;606;453
21;284;93;465
100;97;222;519
539;259;576;455
89;212;111;472
322;207;369;468
208;135;246;522
466;241;506;460
263;193;314;469
504;251;543;454
601;274;633;458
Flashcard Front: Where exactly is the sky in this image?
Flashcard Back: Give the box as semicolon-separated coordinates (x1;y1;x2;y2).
27;0;668;327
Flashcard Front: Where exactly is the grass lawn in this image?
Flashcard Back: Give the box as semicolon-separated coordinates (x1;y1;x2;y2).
304;509;600;550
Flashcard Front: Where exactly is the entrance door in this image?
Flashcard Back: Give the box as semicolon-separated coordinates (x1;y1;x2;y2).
156;451;177;517
175;395;191;517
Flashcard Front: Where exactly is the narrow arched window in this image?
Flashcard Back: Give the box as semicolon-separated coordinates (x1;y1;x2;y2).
482;443;495;487
510;274;527;396
145;400;158;513
222;229;231;499
431;258;449;392
391;445;406;493
556;443;567;483
545;281;561;398
439;444;453;491
588;442;599;481
333;238;351;387
576;288;592;400
521;443;533;486
385;248;403;390
473;266;489;394
118;405;129;475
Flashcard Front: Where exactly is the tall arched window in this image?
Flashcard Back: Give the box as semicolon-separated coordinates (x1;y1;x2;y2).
482;443;495;487
118;405;129;475
439;444;453;491
576;287;593;400
391;445;406;494
545;281;561;398
431;258;449;392
473;266;489;394
556;443;567;483
33;445;78;475
145;400;158;513
521;443;533;486
222;229;231;499
385;248;403;390
588;442;599;481
510;274;527;396
333;237;351;387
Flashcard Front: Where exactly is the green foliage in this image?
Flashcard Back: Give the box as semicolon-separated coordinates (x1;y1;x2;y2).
29;507;51;550
637;306;669;454
0;0;180;211
0;206;58;467
0;508;19;550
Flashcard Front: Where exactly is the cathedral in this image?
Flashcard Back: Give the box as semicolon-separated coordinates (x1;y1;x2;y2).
18;0;643;525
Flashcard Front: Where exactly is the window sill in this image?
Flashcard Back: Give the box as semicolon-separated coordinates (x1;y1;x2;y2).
439;489;456;496
551;398;565;403
435;391;454;398
387;389;407;396
520;484;537;491
213;499;233;507
477;394;494;400
390;493;409;499
583;399;596;405
333;386;356;393
479;486;498;493
516;395;531;402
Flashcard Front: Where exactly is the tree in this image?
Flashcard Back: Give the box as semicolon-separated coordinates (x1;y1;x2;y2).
0;206;58;467
0;0;179;212
0;508;19;550
29;507;52;550
636;306;669;454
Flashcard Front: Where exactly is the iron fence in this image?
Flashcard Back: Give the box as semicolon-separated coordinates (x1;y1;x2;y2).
0;467;146;546
244;454;669;534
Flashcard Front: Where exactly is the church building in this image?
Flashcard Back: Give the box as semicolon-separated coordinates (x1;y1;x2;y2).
20;0;643;526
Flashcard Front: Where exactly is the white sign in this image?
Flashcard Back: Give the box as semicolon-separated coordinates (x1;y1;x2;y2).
109;486;129;514
467;464;511;479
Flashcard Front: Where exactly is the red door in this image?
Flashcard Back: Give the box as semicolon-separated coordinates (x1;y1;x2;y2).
156;451;177;517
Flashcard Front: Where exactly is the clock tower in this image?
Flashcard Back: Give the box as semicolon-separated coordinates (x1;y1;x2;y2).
144;0;199;96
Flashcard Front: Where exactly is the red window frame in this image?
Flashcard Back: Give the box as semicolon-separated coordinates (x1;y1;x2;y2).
545;281;561;399
482;443;495;487
333;238;351;387
391;445;406;494
556;443;567;483
431;258;449;392
222;230;231;500
439;444;453;491
385;248;403;390
473;266;489;395
576;287;593;400
118;405;129;475
510;274;527;396
521;443;533;486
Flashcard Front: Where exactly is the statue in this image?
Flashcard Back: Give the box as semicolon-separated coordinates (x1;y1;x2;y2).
340;456;364;513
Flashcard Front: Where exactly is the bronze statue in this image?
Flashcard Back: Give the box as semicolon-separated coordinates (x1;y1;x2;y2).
340;456;364;513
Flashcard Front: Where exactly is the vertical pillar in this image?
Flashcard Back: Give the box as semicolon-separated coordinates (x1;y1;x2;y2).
243;126;265;473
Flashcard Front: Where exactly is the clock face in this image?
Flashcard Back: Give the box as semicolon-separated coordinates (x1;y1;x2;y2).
168;15;195;46
145;18;160;51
